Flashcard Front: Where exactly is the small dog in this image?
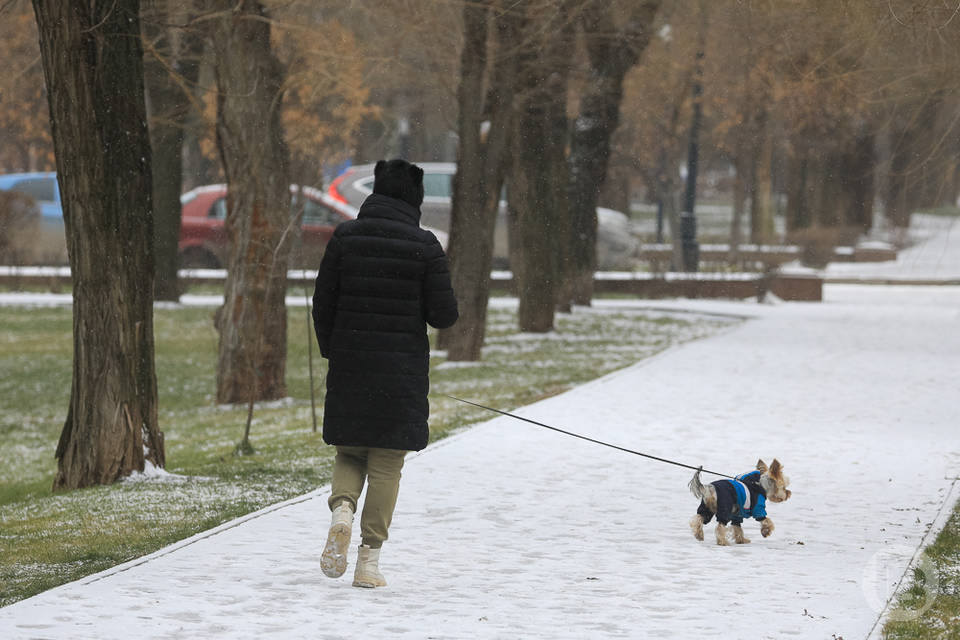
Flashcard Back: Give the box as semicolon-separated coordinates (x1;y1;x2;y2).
689;459;791;545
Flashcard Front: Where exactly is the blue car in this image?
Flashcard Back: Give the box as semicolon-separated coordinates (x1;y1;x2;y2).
0;172;62;221
0;172;67;264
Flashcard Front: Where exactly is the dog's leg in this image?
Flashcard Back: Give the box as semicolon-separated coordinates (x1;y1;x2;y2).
732;524;750;544
715;523;730;546
690;514;705;541
760;518;775;538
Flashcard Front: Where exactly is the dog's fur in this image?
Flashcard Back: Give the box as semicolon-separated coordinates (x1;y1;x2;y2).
689;459;791;545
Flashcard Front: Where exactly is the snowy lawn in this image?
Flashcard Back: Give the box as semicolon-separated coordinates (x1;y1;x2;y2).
0;300;735;608
884;503;960;639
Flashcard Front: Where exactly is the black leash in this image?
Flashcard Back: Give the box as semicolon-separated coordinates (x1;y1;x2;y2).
445;395;736;479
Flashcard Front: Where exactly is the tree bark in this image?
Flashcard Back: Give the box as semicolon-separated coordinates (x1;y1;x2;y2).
679;0;707;273
791;125;875;236
730;156;747;258
786;141;815;232
885;122;912;230
143;0;201;301
643;93;686;270
885;95;945;229
509;2;573;333
730;107;762;254
568;0;660;304
749;111;776;244
206;0;292;404
32;0;164;490
440;0;518;361
838;126;876;233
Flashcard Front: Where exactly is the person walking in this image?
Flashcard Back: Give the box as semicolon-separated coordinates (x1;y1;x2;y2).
312;158;458;588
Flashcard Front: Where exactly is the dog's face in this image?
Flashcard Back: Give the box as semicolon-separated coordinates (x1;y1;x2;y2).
757;458;792;503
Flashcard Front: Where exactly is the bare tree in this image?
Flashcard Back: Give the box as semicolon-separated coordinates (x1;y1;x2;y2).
440;0;520;360
317;0;462;162
143;0;204;301
0;0;54;173
567;0;660;303
32;0;164;489
507;0;576;333
859;0;960;230
203;0;293;404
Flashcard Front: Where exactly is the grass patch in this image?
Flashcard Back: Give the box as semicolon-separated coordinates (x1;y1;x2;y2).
882;496;960;639
918;205;960;218
0;299;737;607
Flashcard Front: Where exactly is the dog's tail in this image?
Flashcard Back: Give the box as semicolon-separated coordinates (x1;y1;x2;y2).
688;467;706;500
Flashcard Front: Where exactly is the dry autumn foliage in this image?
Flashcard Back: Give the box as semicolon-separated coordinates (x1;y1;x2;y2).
272;15;380;182
0;1;380;187
615;0;959;244
1;0;956;232
0;0;54;172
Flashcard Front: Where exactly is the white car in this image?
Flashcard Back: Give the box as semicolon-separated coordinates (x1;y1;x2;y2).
327;162;638;270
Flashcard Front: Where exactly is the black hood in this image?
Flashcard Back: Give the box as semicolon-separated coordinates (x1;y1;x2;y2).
358;193;422;227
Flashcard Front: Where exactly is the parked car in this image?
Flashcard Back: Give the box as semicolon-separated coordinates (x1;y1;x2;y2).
179;184;356;269
0;172;354;269
327;162;639;269
0;172;68;265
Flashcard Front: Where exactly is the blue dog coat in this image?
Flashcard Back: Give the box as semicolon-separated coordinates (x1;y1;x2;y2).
697;470;768;526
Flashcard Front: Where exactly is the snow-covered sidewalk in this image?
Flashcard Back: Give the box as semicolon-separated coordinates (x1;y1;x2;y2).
2;220;960;639
824;213;960;282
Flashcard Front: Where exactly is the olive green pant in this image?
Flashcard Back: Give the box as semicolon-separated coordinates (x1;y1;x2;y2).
328;446;408;549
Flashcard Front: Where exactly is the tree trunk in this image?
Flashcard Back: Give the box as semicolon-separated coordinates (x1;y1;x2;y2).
32;0;164;490
947;162;960;209
786;142;815;232
749;113;775;244
440;0;518;361
817;150;843;228
840;126;875;233
730;157;747;259
679;1;707;273
730;103;759;254
885;123;912;230
913;93;948;210
568;0;660;304
181;46;217;192
207;0;292;404
143;0;201;301
664;187;683;270
884;95;943;230
599;161;632;215
509;2;573;333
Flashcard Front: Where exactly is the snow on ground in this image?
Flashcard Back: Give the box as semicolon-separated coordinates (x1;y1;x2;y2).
2;218;960;639
824;213;960;281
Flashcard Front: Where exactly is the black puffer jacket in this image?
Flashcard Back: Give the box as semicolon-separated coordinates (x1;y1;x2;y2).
312;194;458;451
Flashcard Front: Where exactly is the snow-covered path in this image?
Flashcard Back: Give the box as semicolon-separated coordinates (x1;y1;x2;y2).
825;213;960;281
2;218;960;639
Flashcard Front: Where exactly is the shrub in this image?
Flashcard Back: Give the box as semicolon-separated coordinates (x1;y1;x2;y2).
786;225;862;268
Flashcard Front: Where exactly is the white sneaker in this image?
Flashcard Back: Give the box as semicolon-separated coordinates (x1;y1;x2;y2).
321;502;353;578
352;545;387;588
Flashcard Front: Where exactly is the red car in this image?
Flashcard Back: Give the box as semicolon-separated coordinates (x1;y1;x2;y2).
178;184;355;269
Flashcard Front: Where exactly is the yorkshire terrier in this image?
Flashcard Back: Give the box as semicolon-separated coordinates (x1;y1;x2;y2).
689;459;791;545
